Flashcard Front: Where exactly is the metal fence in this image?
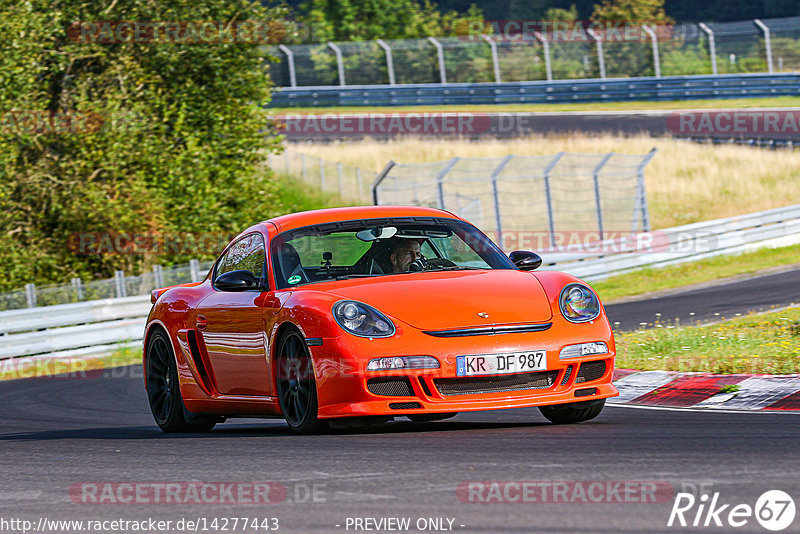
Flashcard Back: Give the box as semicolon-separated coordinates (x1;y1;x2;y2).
372;151;656;247
267;17;800;88
269;150;378;204
0;259;213;312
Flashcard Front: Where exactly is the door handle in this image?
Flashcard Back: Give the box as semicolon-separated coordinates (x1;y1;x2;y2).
196;315;208;331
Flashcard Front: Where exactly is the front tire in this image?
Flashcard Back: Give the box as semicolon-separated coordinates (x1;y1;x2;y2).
146;329;216;433
539;399;605;424
276;329;328;434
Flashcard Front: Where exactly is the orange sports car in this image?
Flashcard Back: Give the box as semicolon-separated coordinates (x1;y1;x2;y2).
144;206;618;433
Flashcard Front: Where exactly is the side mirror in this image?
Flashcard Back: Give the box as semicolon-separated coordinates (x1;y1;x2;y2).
509;250;542;271
215;270;262;291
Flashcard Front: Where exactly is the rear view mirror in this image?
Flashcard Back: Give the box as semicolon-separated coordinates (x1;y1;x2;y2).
509;250;542;271
215;270;262;291
356;226;397;241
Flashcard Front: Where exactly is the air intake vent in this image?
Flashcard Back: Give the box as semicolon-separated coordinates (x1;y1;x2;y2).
433;371;558;396
389;402;422;410
576;360;607;383
367;377;414;396
560;365;574;386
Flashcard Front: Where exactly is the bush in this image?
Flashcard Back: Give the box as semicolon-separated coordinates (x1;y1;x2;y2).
0;0;286;291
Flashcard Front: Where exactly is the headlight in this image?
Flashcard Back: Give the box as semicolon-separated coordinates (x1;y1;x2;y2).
332;300;395;338
366;356;440;370
559;284;600;323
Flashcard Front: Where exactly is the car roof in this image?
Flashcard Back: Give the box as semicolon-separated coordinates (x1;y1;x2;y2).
260;205;461;233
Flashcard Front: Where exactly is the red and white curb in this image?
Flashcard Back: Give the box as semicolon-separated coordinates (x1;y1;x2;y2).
610;369;800;411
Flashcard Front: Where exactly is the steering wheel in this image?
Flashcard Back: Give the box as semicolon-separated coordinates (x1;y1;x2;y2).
426;257;457;269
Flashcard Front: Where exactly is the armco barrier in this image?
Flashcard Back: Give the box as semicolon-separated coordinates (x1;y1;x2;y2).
270;73;800;108
1;204;799;362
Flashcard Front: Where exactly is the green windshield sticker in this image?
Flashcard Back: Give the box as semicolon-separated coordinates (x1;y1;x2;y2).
287;274;302;285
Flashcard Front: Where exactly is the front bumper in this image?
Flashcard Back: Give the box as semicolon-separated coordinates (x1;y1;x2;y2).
310;318;618;419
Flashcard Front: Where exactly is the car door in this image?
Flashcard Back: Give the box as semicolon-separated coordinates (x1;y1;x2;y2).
195;233;275;396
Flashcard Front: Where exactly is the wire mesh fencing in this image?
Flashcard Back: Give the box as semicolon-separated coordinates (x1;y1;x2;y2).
0;260;214;311
269;150;377;204
373;151;657;251
269;16;799;88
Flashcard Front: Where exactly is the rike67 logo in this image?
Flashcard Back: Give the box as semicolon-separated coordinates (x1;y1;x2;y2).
668;490;796;531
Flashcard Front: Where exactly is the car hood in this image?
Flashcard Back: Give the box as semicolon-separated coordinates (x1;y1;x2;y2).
322;269;553;330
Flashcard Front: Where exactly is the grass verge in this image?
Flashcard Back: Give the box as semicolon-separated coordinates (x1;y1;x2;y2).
615;306;800;374
593;243;800;303
0;345;141;381
269;96;800;115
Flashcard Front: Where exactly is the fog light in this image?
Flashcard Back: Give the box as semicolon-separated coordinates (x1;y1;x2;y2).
367;356;440;370
559;342;608;359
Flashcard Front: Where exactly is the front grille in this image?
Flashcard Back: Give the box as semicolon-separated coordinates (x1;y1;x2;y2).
433;370;559;396
576;360;607;383
389;402;422;410
367;377;414;397
560;365;574;386
422;323;552;338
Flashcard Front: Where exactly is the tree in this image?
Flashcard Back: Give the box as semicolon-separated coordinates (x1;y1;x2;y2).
0;0;284;291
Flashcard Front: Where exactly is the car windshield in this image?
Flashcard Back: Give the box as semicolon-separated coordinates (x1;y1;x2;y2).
270;217;514;289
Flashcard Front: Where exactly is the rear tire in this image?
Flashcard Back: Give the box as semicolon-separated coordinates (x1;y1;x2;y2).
146;330;216;433
276;328;328;434
539;399;605;424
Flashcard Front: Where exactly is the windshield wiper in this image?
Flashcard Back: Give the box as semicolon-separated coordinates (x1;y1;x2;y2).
427;265;486;271
334;274;382;280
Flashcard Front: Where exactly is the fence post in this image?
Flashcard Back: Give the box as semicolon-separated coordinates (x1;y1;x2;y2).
153;264;164;288
190;259;201;281
114;270;126;298
24;283;36;308
636;148;658;233
327;42;346;86
356;167;363;202
336;162;344;197
301;153;307;182
699;23;718;75
428;37;447;84
372;161;397;205
592;153;614;242
481;34;501;83
542;153;565;248
642;25;661;78
376;39;396;85
319;157;326;189
71;277;84;301
435;157;460;209
534;31;553;81
489;155;513;245
587;28;606;79
753;19;774;73
277;44;297;87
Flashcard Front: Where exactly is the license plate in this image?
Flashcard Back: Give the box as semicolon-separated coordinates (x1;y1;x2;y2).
456;351;547;376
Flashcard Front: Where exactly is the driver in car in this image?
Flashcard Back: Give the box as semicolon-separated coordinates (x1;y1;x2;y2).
389;238;424;273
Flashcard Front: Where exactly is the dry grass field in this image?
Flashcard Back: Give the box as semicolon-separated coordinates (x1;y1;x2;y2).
289;134;800;229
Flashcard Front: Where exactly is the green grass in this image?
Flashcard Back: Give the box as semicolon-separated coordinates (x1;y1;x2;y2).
269;96;800;115
615;306;800;374
0;345;141;381
273;172;349;212
593;243;800;303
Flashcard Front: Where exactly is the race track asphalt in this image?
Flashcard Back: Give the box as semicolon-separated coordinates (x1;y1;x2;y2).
1;267;800;533
605;266;800;331
0;367;798;533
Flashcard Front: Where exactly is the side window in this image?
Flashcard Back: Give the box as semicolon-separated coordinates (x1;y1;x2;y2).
216;234;266;280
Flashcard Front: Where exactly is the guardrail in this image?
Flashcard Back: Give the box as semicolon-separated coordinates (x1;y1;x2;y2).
2;204;799;363
270;73;800;108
